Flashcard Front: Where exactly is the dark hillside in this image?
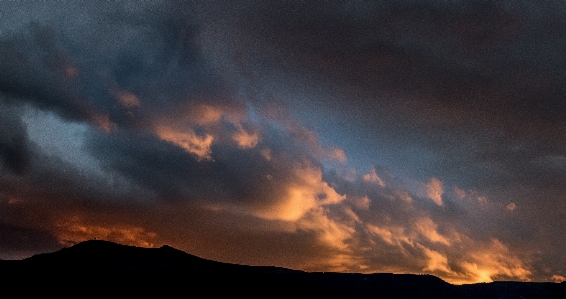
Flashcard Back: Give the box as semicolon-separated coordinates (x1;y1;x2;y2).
1;240;564;298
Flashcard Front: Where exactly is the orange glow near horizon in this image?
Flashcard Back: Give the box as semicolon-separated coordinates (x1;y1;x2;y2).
56;216;157;248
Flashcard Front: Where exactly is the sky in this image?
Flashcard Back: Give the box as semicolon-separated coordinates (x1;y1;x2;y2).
1;1;565;285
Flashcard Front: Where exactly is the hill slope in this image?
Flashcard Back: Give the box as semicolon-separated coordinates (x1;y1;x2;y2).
1;240;564;298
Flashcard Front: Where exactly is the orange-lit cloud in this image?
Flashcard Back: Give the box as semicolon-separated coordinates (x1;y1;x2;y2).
453;186;467;199
115;90;141;108
351;196;371;210
326;147;347;163
362;206;530;285
155;125;214;160
415;218;450;246
92;113;115;133
420;244;451;273
260;148;272;161
254;163;345;221
425;178;443;205
552;274;566;283
506;202;516;211
456;239;532;284
363;167;386;187
367;224;412;247
452;186;488;204
152;103;261;158
186;104;225;125
297;207;355;251
395;190;413;203
232;124;259;149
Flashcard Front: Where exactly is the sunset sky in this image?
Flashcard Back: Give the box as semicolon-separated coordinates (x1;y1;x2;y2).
1;1;565;285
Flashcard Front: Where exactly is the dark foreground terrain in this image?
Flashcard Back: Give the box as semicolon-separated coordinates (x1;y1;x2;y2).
1;240;564;298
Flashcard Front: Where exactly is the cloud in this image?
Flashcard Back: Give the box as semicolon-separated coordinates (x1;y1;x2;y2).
415;218;450;246
453;186;467;199
114;90;141;109
231;124;259;149
0;103;30;174
0;25;114;131
322;167;535;284
456;239;532;284
366;224;411;248
251;162;345;222
420;244;451;274
363;215;531;284
155;125;215;161
363;168;386;187
425;178;444;206
552;275;566;283
297;207;354;251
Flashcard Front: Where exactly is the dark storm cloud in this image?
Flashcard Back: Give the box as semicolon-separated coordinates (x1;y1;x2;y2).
0;129;146;213
0;25;103;125
0;103;30;174
216;0;566;172
231;0;566;121
0;1;225;131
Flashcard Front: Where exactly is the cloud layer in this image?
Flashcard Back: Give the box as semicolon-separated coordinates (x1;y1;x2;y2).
1;1;565;284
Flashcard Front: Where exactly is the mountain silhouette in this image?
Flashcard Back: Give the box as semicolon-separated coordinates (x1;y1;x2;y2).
1;240;564;298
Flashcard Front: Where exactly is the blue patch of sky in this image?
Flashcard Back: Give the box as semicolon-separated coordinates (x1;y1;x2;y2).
22;106;106;176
